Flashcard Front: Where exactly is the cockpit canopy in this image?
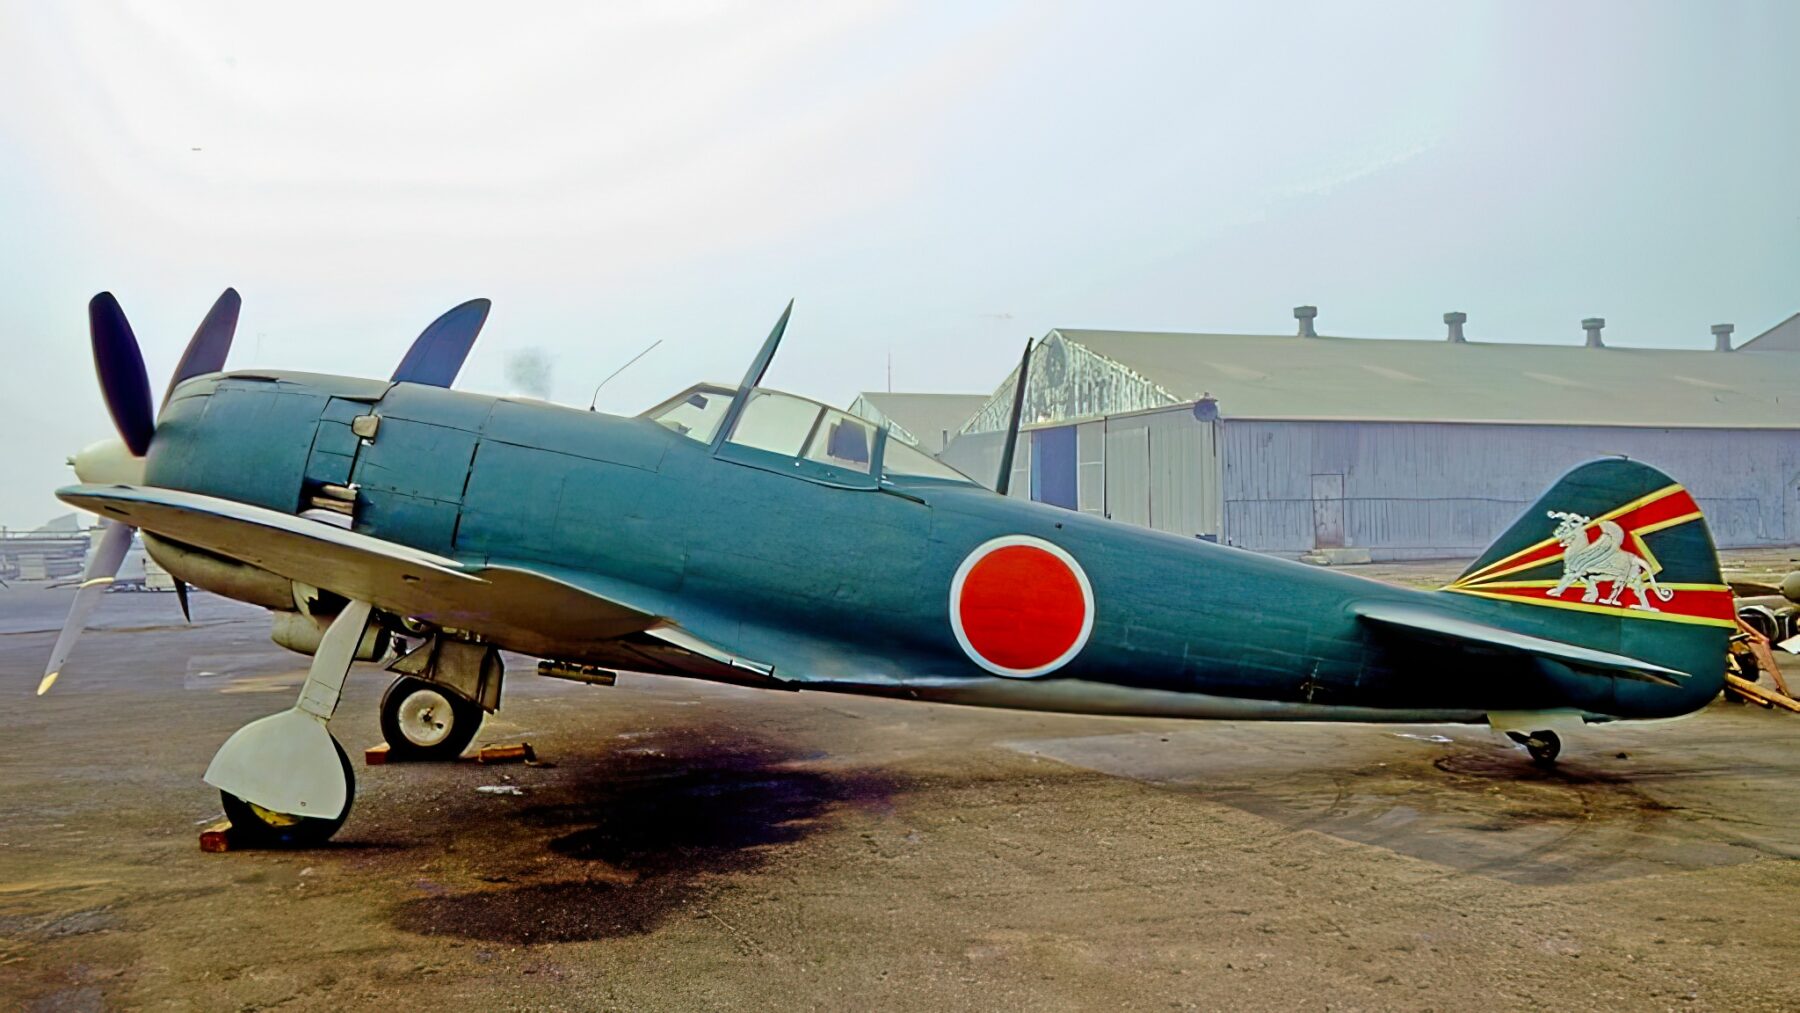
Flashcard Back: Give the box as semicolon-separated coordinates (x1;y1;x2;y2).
640;384;978;487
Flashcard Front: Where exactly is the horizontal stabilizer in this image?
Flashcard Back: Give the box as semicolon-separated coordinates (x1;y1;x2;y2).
1354;601;1688;687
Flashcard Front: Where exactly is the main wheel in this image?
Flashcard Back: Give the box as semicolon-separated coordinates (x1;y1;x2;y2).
1508;729;1562;766
220;738;354;848
380;676;484;761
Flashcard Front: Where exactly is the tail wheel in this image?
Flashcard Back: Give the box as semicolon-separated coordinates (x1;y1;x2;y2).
1507;730;1562;766
220;737;353;848
380;676;484;761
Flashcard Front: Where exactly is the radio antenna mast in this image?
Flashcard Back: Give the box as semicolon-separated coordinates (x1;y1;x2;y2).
994;337;1034;496
588;338;663;412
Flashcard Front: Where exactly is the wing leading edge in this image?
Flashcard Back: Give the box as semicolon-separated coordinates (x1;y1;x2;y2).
57;484;661;657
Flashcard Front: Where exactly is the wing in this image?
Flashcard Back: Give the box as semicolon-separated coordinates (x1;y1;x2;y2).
1354;600;1688;687
58;484;660;655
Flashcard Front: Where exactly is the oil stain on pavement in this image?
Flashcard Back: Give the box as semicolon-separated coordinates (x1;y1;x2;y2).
388;724;900;944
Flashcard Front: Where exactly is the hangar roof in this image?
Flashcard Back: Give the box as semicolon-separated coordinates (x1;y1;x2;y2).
849;392;988;453
963;329;1800;432
1738;312;1800;352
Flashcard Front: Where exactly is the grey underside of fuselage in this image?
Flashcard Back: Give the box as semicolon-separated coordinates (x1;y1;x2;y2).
788;674;1493;724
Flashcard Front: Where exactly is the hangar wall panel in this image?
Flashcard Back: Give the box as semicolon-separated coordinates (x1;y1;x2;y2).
1076;421;1106;516
1008;429;1031;499
1103;419;1151;526
1221;421;1800;558
939;429;1002;487
1143;408;1221;539
938;429;1032;497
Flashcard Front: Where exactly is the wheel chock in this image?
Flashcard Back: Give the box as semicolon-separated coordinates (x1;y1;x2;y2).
476;741;536;765
199;819;237;853
365;739;540;764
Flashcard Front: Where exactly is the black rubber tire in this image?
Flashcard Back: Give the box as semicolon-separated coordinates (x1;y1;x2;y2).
1525;730;1562;766
379;676;484;761
220;738;354;848
1505;729;1563;766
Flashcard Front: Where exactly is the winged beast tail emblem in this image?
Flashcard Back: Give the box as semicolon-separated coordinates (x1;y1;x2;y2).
1544;511;1673;612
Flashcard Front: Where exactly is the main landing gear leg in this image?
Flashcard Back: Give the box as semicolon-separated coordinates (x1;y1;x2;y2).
1507;729;1562;766
204;600;371;847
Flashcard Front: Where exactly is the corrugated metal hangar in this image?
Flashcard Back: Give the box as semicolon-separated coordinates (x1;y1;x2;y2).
942;309;1800;561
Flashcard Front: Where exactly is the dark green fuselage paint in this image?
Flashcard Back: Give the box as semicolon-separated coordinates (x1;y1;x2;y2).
145;371;1727;725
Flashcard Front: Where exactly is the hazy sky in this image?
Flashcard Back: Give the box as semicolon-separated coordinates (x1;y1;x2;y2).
2;1;1796;524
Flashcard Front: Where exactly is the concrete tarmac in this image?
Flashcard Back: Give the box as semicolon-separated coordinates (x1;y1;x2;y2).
2;582;1797;1011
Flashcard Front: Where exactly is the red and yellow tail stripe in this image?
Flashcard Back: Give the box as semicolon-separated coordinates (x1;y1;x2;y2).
1444;484;1735;628
1444;581;1736;628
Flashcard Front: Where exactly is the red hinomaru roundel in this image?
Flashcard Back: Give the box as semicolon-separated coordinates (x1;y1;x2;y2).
949;535;1095;678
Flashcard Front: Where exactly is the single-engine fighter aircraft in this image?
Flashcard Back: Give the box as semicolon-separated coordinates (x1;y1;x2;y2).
44;291;1735;846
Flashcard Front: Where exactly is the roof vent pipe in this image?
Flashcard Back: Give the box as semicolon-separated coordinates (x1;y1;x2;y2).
1582;317;1606;348
1294;305;1318;338
1444;311;1467;343
1712;323;1735;352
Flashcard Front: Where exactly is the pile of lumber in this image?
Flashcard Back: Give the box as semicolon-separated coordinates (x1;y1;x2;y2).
1726;621;1800;712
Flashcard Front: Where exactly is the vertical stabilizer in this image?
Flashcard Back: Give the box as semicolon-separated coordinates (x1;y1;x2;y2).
1440;458;1731;716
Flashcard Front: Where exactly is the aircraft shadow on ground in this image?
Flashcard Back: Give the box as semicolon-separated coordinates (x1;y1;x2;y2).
388;724;901;944
1011;728;1800;887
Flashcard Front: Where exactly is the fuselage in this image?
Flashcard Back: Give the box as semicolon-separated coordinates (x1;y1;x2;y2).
138;370;1718;724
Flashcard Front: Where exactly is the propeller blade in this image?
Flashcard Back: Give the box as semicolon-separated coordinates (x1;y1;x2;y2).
89;293;156;456
174;577;192;622
163;288;240;408
39;520;135;695
391;298;491;387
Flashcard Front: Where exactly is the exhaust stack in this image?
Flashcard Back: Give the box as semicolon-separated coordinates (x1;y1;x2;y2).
1445;311;1467;343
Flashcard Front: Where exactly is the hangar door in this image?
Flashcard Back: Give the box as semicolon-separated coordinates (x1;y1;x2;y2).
1104;420;1151;525
1077;421;1105;516
1311;473;1345;548
1005;428;1032;500
1098;409;1222;540
1030;427;1077;508
1145;409;1221;540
